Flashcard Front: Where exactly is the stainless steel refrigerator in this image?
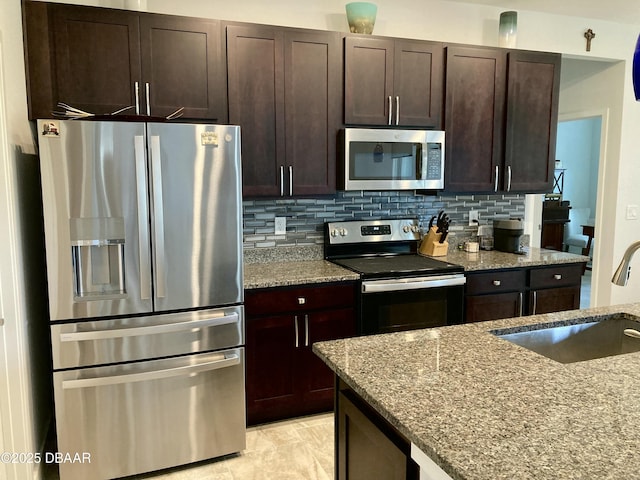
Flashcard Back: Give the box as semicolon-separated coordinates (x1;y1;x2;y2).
37;119;245;480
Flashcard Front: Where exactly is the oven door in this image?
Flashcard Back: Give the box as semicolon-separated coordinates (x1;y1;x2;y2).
359;274;465;335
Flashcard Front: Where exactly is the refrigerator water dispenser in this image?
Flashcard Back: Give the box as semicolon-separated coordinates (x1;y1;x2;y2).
70;218;126;299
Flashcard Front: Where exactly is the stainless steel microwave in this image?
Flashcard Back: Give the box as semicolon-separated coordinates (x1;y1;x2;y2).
339;128;445;191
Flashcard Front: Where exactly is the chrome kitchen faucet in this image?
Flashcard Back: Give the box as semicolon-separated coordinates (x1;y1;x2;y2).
612;241;640;286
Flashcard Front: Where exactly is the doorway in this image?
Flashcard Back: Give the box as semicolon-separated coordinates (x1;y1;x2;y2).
556;114;603;308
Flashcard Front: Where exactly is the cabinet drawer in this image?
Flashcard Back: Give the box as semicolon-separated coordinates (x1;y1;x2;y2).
465;269;526;295
245;283;356;316
529;264;584;289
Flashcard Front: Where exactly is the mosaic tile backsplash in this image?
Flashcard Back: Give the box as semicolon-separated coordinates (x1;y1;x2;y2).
243;191;526;250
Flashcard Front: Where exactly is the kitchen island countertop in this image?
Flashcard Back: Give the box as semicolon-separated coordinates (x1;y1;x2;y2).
314;303;640;480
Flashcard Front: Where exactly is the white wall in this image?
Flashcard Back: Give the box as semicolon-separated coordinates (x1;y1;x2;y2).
556;117;600;213
2;1;640;476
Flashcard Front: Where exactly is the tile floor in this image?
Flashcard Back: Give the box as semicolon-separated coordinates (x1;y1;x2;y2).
45;413;335;480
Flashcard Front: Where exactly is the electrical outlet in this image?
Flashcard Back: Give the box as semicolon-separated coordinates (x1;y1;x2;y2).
274;216;287;234
626;205;639;220
468;210;479;226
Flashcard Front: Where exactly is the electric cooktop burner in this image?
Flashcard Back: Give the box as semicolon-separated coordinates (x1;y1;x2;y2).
331;255;463;279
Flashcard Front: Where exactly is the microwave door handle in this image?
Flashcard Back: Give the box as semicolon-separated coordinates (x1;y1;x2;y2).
388;96;392;125
150;136;166;299
134;135;151;300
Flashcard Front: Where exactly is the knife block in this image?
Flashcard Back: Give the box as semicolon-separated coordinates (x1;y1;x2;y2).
419;227;449;257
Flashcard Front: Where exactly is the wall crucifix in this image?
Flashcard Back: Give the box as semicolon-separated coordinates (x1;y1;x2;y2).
584;29;596;51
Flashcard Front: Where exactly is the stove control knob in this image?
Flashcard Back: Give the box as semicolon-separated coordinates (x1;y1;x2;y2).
412;225;420;233
339;228;348;236
330;229;339;237
403;225;411;233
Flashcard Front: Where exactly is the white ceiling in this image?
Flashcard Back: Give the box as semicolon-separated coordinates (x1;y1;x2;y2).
444;0;640;26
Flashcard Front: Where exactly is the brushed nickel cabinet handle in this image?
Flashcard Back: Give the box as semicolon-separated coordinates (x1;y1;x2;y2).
493;280;501;286
532;291;538;315
289;165;293;196
507;165;512;192
145;82;151;116
388;96;392;125
395;96;400;125
280;166;285;196
495;165;499;192
134;82;140;115
554;274;562;280
294;315;299;348
304;314;309;347
518;292;523;316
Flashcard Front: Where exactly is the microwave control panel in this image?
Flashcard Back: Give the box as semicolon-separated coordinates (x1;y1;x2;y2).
425;143;443;180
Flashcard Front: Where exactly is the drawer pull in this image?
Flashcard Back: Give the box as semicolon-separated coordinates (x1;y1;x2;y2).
554;274;562;280
297;297;306;305
492;280;501;286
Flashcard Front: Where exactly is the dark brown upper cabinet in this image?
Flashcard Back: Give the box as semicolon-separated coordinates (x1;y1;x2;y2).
444;45;560;193
344;36;444;128
227;24;341;197
23;1;226;121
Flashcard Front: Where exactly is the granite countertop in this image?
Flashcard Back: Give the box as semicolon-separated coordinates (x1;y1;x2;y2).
244;260;359;289
442;246;590;271
314;303;640;480
243;245;589;289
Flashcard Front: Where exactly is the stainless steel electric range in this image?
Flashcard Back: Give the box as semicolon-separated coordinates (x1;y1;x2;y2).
325;218;466;335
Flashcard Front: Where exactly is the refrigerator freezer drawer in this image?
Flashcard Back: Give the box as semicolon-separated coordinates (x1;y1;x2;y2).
51;305;244;369
53;347;246;480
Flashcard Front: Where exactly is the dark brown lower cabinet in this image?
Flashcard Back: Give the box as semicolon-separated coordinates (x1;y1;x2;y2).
245;283;356;425
465;263;586;323
337;380;419;480
465;291;523;323
529;286;581;315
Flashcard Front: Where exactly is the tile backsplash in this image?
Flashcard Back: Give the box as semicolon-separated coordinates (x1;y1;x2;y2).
243;191;525;250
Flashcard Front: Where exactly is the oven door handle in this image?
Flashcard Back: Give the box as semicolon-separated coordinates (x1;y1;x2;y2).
361;274;466;293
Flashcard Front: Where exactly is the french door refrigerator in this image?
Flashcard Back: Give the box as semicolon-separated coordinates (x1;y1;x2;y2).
37;119;245;480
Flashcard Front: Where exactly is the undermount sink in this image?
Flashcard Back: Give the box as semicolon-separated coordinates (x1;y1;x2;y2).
491;314;640;364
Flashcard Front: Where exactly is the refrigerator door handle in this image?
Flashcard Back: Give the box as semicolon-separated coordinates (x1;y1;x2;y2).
134;135;152;300
59;311;240;342
61;353;240;389
150;136;167;299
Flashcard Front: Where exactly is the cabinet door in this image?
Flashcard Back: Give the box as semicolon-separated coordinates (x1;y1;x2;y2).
139;15;226;120
529;286;580;315
444;46;506;192
227;25;285;197
300;307;356;411
51;4;141;115
504;51;561;192
284;30;341;195
338;390;410;480
465;292;523;323
344;36;394;125
393;40;444;128
245;313;297;425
